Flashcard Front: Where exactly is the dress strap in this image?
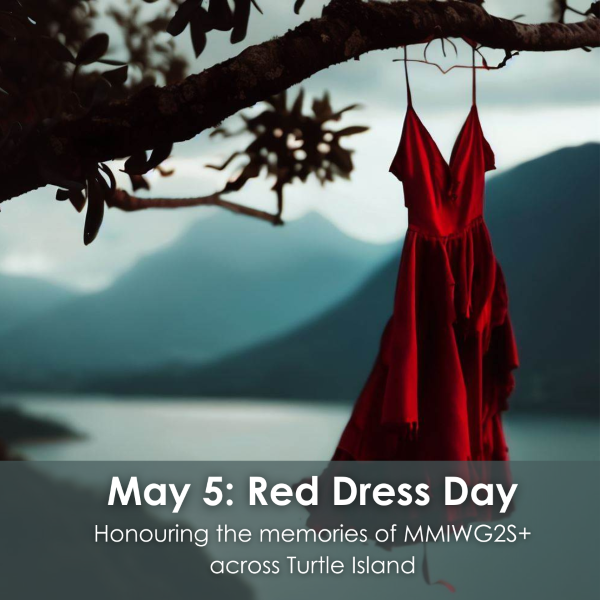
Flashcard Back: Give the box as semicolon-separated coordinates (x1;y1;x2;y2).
403;46;413;107
472;46;477;106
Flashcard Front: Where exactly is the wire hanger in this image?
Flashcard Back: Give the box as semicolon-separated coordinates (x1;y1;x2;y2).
393;30;518;74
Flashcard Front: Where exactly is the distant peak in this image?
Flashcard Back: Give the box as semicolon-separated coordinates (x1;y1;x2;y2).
288;210;341;230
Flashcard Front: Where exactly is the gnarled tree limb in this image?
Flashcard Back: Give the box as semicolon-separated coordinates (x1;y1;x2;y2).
2;0;599;203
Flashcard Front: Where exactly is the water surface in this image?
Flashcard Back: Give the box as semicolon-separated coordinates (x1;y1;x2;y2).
3;395;598;461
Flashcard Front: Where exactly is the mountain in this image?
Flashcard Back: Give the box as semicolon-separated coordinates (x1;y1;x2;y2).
0;274;75;336
102;254;399;400
0;211;394;390
484;143;599;413
105;144;600;413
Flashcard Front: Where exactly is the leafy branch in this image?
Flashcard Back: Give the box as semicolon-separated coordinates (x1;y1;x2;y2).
1;0;599;243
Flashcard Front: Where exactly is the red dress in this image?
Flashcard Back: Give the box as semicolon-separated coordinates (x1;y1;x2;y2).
333;51;519;462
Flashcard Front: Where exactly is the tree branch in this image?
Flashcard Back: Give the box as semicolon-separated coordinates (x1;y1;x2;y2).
2;0;599;203
107;189;284;225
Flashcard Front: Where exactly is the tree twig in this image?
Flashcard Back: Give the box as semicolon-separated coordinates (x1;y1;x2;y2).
107;189;284;225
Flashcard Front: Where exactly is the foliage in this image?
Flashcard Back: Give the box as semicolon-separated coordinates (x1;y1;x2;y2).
208;89;368;214
0;0;595;243
552;0;600;21
0;0;367;243
164;0;263;56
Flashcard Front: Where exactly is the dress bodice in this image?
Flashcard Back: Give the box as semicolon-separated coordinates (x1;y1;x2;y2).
389;48;496;237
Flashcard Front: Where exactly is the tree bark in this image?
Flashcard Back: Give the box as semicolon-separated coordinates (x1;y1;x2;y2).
1;0;599;203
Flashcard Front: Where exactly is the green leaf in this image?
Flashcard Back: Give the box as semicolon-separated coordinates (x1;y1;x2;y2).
329;145;353;173
98;58;126;66
102;65;128;86
231;0;251;44
167;0;198;37
335;126;369;137
224;160;262;192
209;0;233;31
124;151;148;175
250;0;263;15
84;176;105;245
329;104;360;122
291;89;304;117
99;164;117;195
128;174;150;192
146;143;173;171
69;190;86;213
76;33;110;65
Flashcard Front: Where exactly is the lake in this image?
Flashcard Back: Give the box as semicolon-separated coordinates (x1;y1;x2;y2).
3;395;598;461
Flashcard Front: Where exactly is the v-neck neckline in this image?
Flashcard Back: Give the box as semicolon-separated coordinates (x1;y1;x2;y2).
407;105;479;173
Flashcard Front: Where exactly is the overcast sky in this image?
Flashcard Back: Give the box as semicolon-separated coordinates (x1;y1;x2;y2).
1;0;598;291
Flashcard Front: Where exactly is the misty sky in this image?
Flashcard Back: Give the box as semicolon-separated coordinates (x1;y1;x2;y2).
0;0;598;291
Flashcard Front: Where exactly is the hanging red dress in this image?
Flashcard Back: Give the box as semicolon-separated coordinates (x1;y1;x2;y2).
333;49;519;462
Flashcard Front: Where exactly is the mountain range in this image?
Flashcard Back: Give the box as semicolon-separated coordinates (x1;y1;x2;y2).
0;144;597;415
98;143;600;414
0;210;394;390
